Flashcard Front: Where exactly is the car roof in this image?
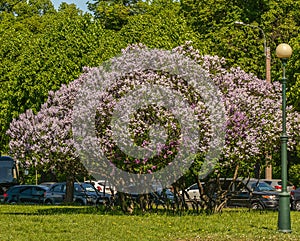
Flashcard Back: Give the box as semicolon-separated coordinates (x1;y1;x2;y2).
49;182;95;187
260;179;281;181
10;184;47;187
8;185;49;190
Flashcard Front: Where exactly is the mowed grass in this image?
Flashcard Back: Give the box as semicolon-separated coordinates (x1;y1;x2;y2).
0;205;299;241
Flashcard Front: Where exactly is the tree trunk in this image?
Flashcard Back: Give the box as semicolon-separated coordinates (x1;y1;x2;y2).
64;176;74;203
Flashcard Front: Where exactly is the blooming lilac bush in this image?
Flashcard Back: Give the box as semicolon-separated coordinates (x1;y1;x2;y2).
71;44;225;195
7;42;300;210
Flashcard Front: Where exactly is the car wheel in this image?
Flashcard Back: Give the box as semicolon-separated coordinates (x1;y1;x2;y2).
44;199;53;205
74;199;85;206
294;201;300;211
251;202;264;210
95;199;101;206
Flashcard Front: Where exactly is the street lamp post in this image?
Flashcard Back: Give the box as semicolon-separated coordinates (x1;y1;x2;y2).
276;43;292;233
234;21;272;179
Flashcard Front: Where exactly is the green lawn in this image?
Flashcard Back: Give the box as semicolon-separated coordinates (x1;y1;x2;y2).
0;205;299;241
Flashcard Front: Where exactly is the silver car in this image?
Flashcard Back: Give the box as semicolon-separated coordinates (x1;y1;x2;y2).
260;179;295;193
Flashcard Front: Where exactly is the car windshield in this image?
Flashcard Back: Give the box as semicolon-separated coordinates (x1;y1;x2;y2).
250;182;276;192
81;183;97;192
157;189;174;196
0;161;14;183
75;183;97;193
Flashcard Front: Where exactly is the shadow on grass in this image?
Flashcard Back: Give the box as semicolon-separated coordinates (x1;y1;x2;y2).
37;207;277;216
1;208;98;216
0;205;278;217
1;206;197;216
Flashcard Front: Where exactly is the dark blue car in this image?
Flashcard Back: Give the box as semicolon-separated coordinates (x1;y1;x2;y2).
44;182;110;205
4;185;48;204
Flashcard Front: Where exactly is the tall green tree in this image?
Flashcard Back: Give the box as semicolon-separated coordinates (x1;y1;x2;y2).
0;2;123;152
87;0;147;30
118;0;201;50
0;0;55;17
179;0;300;84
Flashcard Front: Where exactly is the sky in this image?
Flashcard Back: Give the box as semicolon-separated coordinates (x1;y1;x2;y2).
52;0;90;12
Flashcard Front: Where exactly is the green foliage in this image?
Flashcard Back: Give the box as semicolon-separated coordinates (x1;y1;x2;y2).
287;36;300;111
289;164;300;188
0;0;55;18
87;0;146;30
0;3;122;151
180;0;300;86
118;1;202;51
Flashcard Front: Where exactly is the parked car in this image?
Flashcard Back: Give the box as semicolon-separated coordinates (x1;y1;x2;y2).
150;188;175;206
39;182;56;188
3;185;48;204
198;178;279;210
215;178;279;210
44;182;110;205
0;186;8;203
261;179;295;193
84;180;116;195
181;182;205;201
0;155;19;203
290;188;300;211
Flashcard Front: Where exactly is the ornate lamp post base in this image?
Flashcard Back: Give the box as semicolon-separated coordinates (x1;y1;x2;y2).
278;191;292;232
